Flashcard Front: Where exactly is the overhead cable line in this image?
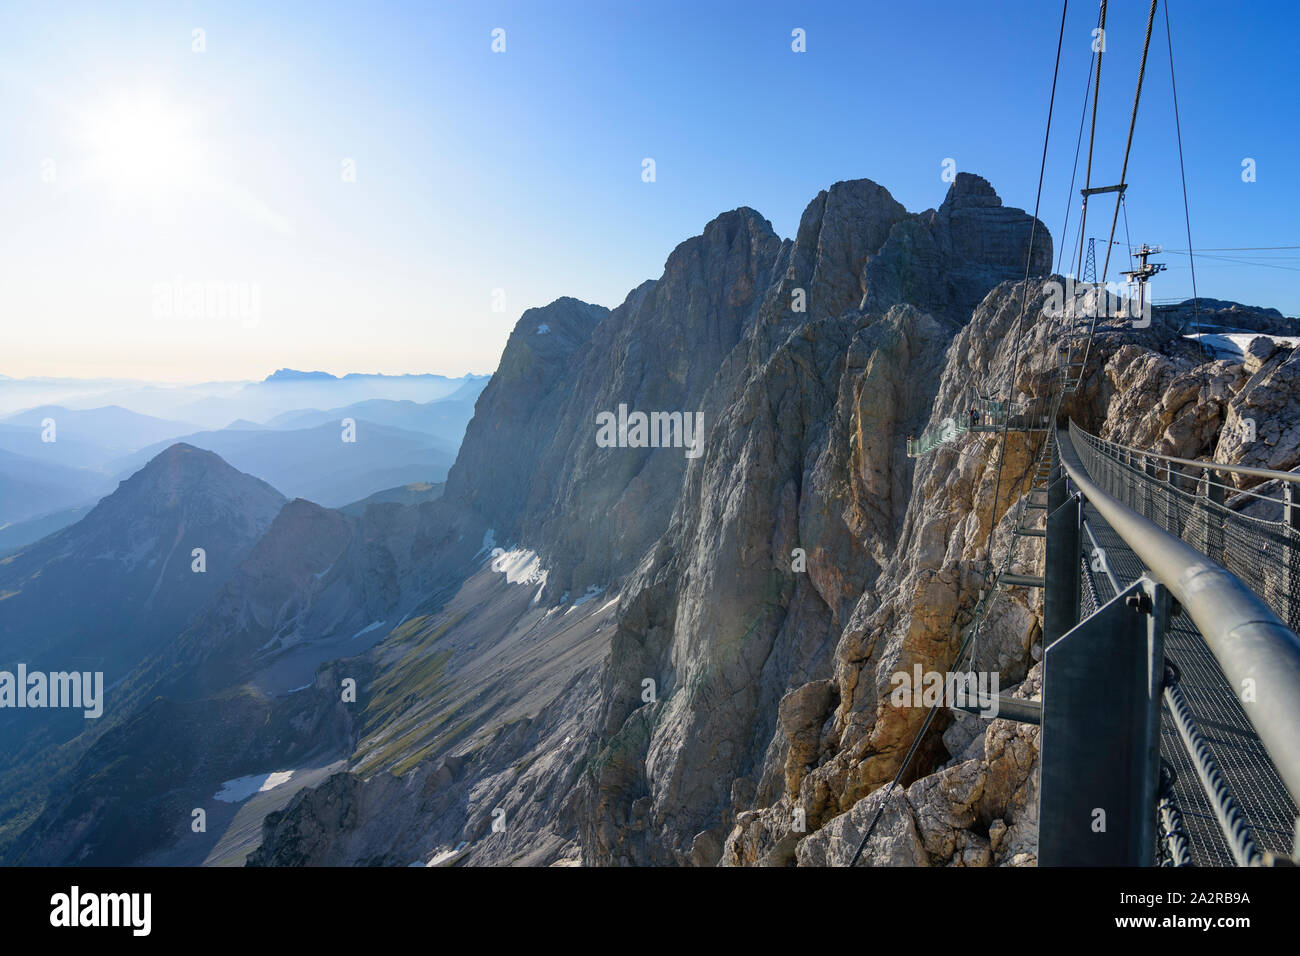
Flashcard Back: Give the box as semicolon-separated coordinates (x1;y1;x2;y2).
1076;0;1108;278
848;0;1071;870
1074;0;1159;390
1164;0;1206;360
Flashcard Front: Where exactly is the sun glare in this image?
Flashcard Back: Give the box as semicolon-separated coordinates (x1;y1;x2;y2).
77;94;206;194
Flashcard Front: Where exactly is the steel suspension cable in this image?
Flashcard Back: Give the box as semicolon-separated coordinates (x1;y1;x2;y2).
1076;0;1107;277
1098;0;1159;286
1074;0;1159;391
1165;0;1208;360
978;0;1069;642
1056;45;1097;274
849;0;1071;868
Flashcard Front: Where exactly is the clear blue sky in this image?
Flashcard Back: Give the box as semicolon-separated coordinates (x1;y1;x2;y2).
0;0;1295;381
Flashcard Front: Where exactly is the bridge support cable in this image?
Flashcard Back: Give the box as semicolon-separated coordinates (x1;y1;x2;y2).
849;4;1073;866
1056;37;1097;276
979;0;1069;589
1163;661;1264;866
1076;0;1107;278
1164;0;1207;361
1157;762;1194;867
1074;0;1160;393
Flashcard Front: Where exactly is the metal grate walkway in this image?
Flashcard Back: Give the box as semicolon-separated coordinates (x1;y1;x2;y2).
1064;439;1299;865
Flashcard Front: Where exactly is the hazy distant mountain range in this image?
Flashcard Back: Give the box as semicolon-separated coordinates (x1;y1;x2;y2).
0;368;486;862
0;369;488;426
0;370;488;550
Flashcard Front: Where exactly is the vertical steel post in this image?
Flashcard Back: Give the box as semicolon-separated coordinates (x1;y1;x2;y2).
1039;577;1168;865
1284;484;1299;631
1044;493;1081;647
1048;462;1066;514
1143;455;1156;521
1129;452;1138;510
1206;468;1225;565
1163;463;1177;536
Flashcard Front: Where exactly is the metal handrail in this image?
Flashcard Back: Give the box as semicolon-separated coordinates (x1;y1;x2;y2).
1077;427;1300;487
1073;425;1300;523
906;396;1043;458
1060;424;1300;806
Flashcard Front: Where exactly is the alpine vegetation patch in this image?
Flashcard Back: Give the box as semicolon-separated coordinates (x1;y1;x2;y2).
50;886;151;936
890;665;1000;718
595;403;704;459
0;665;103;718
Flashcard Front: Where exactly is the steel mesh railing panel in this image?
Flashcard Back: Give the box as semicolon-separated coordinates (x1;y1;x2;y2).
908;397;1038;457
1070;423;1300;635
1068;422;1300;863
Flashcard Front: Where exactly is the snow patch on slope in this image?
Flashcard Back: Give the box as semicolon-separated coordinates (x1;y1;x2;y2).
214;771;295;803
566;585;606;613
350;620;386;641
473;529;497;561
491;548;547;585
1184;331;1300;360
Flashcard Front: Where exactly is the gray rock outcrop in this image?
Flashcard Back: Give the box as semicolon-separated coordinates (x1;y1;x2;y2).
244;172;1294;869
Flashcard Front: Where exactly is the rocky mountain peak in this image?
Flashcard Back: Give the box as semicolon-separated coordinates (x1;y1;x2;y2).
940;171;1002;209
92;442;285;530
858;170;1052;322
141;439;222;469
0;442;288;716
443;296;609;517
508;296;607;358
694;206;778;254
773;178;911;325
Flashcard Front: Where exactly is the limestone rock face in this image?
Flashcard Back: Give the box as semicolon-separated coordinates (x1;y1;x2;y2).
862;173;1053;323
783;179;908;324
445;295;607;531
794;785;925;867
1219;346;1300;478
1155;298;1298;337
574;179;1051;866
246;172;1293;870
448;210;789;603
774;280;1295;868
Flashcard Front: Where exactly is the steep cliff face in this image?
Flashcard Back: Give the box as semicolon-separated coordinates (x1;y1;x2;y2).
441;175;1049;609
250;168;1297;867
726;277;1298;867
721;279;1059;867
247;171;1063;867
522;209;787;600
862;173;1053;323
445;296;608;533
575;175;1051;865
580;302;960;865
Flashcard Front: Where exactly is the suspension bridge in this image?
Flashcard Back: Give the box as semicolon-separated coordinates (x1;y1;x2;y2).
853;0;1300;867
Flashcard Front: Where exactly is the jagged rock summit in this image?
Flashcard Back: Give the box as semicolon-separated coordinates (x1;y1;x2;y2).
241;171;1062;867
